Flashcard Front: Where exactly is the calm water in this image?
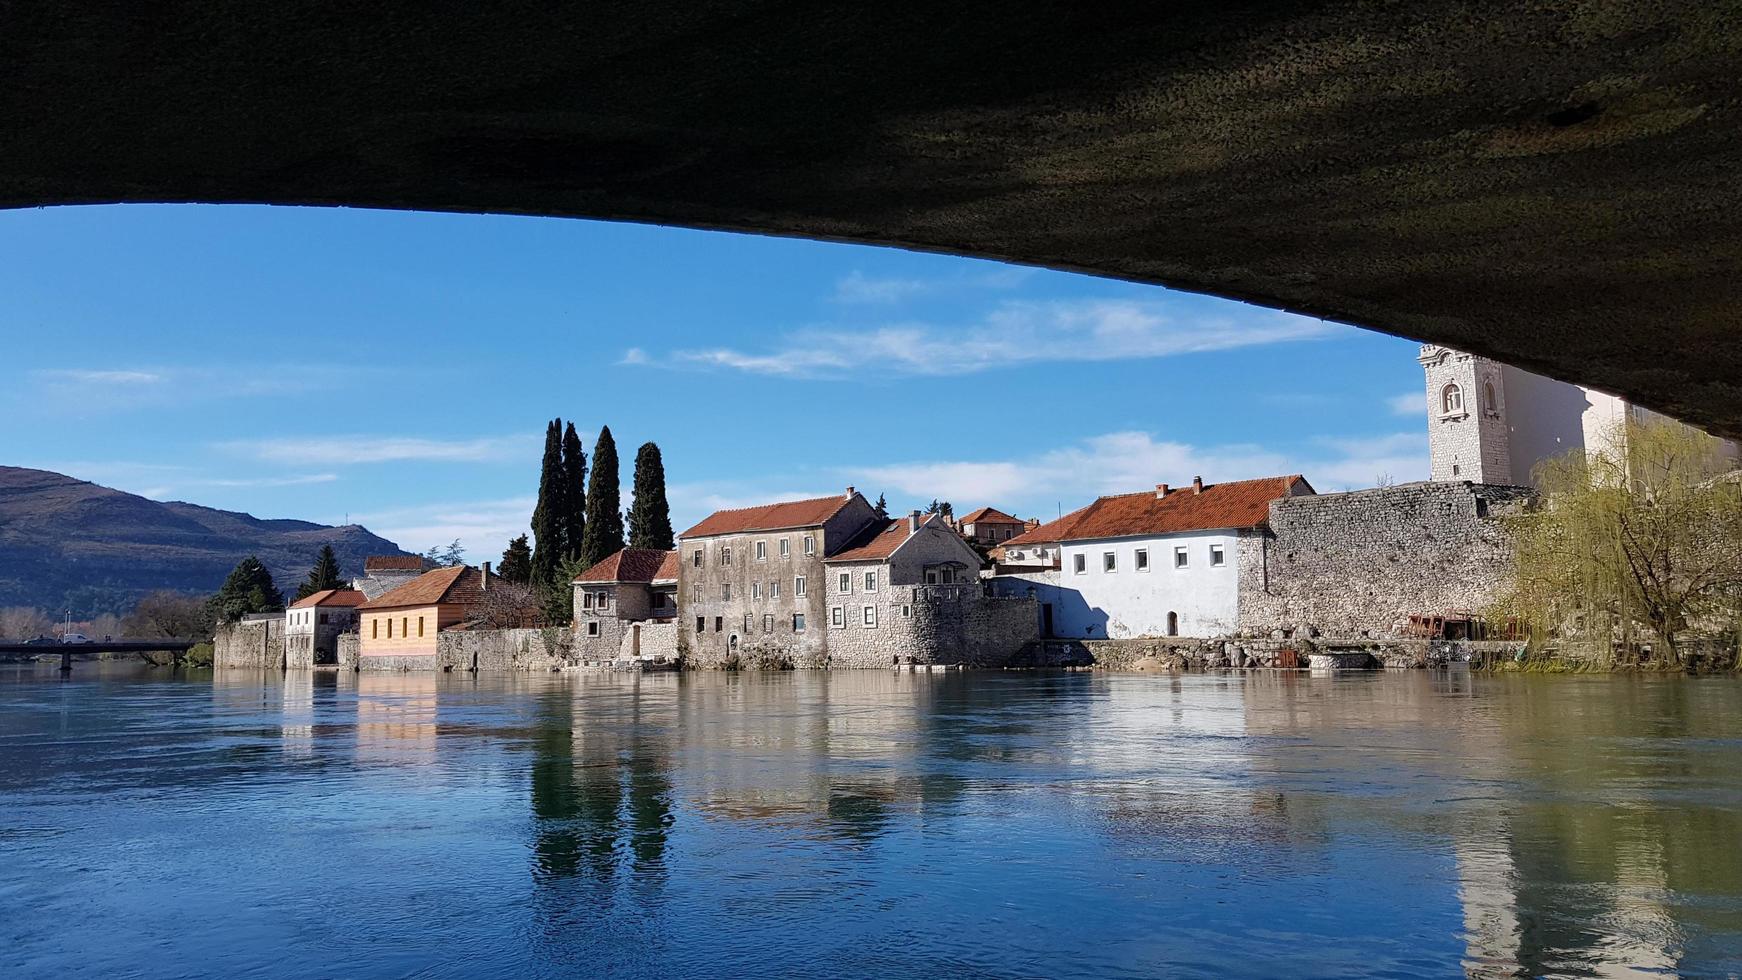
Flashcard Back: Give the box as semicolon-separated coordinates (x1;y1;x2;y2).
2;665;1740;979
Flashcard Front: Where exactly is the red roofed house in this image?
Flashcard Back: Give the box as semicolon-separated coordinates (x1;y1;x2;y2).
356;565;489;665
572;548;679;664
678;489;1038;667
992;475;1314;639
285;588;366;666
956;506;1029;546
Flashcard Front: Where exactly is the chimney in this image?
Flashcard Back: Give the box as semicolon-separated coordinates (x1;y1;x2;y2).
480;561;491;591
1192;476;1204;494
909;509;922;533
845;485;856;500
1155;483;1169;498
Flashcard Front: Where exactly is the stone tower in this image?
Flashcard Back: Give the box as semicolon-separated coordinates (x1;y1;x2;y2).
1419;345;1511;483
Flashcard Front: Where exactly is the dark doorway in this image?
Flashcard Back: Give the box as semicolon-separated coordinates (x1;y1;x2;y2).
1042;603;1055;638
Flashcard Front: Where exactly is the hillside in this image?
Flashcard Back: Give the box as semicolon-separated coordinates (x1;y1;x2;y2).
0;466;410;615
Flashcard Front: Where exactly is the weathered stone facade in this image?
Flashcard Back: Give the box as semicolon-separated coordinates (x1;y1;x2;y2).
354;627;571;671
1422;345;1513;483
213;618;285;669
1237;481;1534;639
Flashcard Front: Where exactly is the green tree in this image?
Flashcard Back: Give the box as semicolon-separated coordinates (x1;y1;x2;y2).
424;540;466;567
627;441;674;550
208;556;284;624
1498;418;1742;666
580;425;625;568
499;534;533;585
873;493;889;519
530;419;564;591
294;544;346;600
560;422;588;563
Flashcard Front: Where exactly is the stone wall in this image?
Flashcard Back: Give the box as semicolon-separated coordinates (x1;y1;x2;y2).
213;619;284;669
436;627;570;672
1238;481;1534;639
618;620;678;662
337;632;359;669
1062;636;1527;670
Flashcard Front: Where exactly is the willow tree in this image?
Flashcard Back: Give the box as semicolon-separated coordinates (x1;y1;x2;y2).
1499;418;1742;665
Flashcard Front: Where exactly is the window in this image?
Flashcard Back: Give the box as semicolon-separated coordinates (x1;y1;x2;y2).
771;581;781;599
1103;551;1117;572
863;605;877;627
762;614;773;633
1210;544;1226;567
779;538;790;558
387;618;393;639
582;591;593;609
401;616;408;637
1174;546;1189;569
319;612;328;624
744;613;753;633
901;604;912;618
1483;381;1497;413
721;583;731;601
793;613;806;632
692;549;703;568
1167;611;1179;636
752;582;761;600
696;616;705;633
1441;382;1463;414
372;619;378;639
803;535;815;555
831;606;845;628
693;584;702;601
722;547;732;566
838;572;851;594
795;576;806;597
864;571;878;592
714;617;723;633
1135;548;1149;571
1073;553;1087;574
755;541;767;561
587;621;599;636
597;592;608;609
418;617;424;638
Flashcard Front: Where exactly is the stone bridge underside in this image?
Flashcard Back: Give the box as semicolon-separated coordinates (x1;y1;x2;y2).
5;3;1741;433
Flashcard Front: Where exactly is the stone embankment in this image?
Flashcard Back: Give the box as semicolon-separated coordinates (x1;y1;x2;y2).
1008;636;1527;671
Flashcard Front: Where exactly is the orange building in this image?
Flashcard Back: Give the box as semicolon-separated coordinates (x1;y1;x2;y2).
356;565;488;661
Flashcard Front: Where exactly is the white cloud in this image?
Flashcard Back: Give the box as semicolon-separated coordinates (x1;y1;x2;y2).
663;298;1344;378
1387;392;1423;416
619;347;651;366
216;434;536;466
832;266;1031;304
33;369;165;385
349;496;536;558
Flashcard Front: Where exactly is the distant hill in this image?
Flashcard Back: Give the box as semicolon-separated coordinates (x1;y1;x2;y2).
0;466;411;615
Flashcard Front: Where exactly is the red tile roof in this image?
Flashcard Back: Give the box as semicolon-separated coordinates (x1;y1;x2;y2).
364;555;426;571
958;506;1023;525
824;519;913;562
653;550;680;583
358;566;487;610
680;493;855;538
289;588;367;609
1003;476;1312;545
573;548;676;584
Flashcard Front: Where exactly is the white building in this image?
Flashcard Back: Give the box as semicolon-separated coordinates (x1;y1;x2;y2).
1420;344;1740;486
992;475;1313;639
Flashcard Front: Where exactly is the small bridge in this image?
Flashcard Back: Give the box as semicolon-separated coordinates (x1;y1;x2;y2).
0;639;201;672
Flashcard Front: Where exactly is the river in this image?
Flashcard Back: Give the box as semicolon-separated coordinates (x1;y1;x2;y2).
2;664;1739;978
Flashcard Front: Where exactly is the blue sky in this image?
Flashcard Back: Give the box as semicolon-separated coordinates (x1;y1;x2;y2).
1;204;1429;559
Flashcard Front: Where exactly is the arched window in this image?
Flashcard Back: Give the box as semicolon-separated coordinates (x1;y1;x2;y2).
1441;383;1463;415
1166;611;1179;636
1483;381;1497;413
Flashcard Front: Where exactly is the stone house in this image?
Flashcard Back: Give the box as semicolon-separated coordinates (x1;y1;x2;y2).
678;490;1039;668
354;555;432;600
992;475;1313;639
356;565;488;667
956;507;1030;546
284;588;365;665
573;547;679;663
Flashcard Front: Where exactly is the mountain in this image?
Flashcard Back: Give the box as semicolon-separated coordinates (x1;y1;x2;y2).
0;466;412;615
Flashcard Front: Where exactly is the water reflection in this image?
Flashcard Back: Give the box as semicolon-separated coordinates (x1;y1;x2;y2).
1;664;1739;978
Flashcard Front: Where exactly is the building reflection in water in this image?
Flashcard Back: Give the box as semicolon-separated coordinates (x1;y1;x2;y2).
353;672;440;766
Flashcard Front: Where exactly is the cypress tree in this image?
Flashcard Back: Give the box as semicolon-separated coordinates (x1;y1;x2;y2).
209;556;284;623
560;422;587;563
294;544;345;600
627;441;674;550
579;425;625;567
498;534;533;585
873;493;889;519
529;419;564;592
